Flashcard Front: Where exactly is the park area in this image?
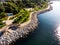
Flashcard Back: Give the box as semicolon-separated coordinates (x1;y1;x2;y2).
0;0;48;29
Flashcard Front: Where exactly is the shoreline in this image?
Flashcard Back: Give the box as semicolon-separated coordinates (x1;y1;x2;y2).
0;5;52;45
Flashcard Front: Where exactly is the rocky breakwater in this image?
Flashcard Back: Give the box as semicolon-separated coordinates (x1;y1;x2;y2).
0;5;52;45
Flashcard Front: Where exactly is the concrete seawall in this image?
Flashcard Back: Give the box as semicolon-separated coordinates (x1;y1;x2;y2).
0;5;52;45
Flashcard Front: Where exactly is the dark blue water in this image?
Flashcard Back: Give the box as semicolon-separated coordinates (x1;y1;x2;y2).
14;1;60;45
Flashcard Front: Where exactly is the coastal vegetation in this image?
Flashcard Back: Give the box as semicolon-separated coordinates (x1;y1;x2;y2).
0;0;48;28
0;0;52;45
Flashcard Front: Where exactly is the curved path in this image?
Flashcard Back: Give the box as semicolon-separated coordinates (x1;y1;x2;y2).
0;4;52;45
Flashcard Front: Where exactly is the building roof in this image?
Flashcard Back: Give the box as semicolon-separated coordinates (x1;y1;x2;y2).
7;13;13;16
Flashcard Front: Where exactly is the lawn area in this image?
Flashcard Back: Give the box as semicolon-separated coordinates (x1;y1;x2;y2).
13;9;30;24
0;0;48;28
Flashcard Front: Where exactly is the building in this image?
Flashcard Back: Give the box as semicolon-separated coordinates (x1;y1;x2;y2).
7;13;13;16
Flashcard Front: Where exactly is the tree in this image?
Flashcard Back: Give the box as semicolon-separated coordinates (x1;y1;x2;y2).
0;12;6;19
0;3;5;13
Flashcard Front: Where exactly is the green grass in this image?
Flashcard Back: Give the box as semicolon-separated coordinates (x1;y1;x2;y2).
0;22;5;28
13;9;30;24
